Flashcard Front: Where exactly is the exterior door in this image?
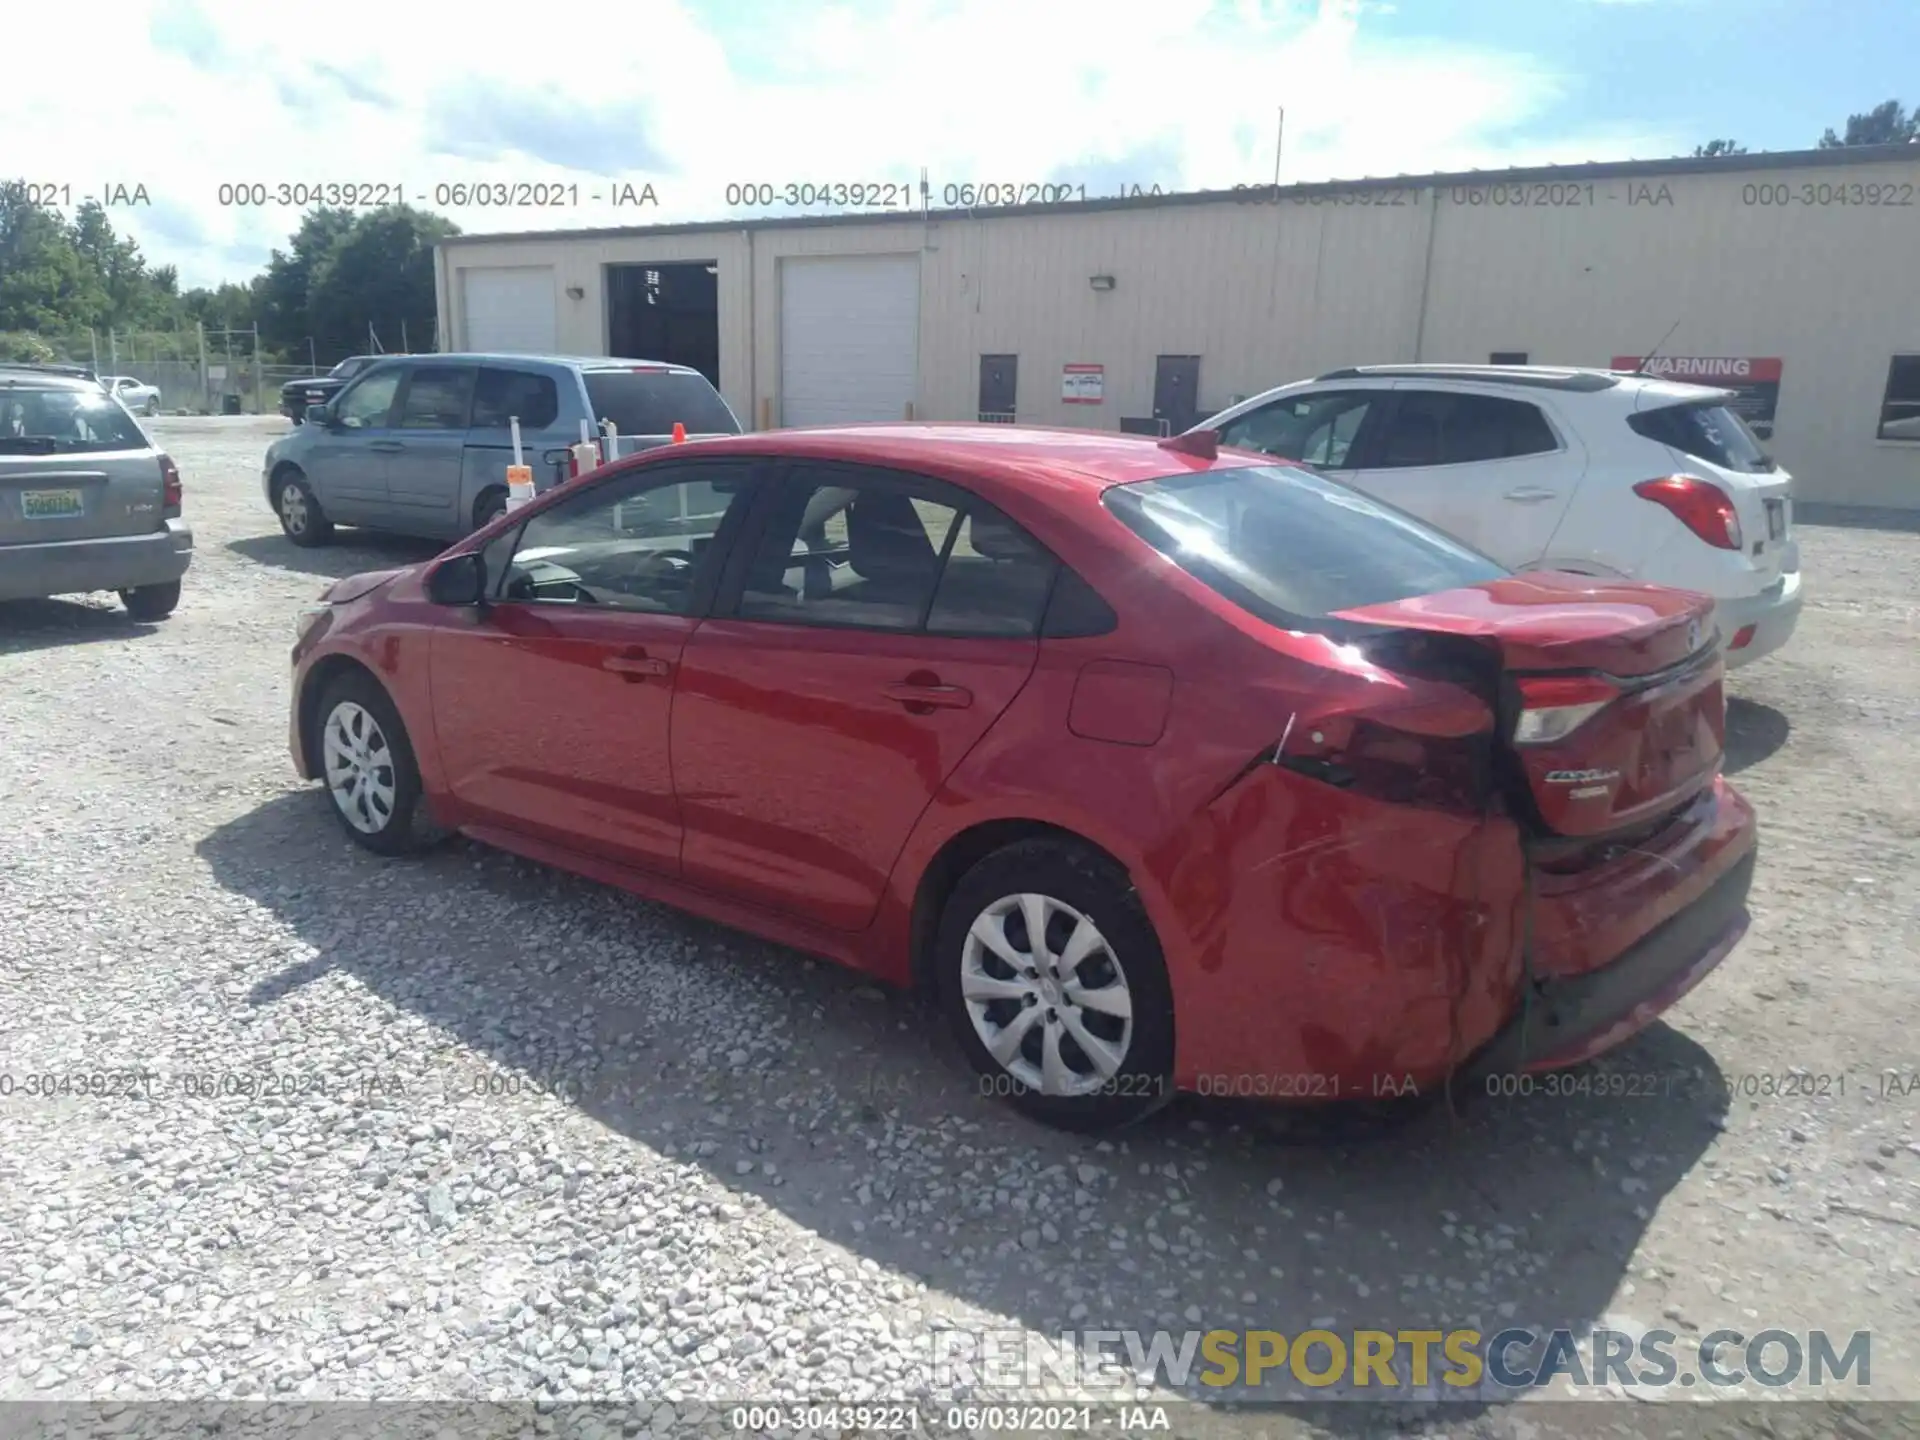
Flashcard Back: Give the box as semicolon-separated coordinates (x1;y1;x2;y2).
671;463;1059;931
1153;355;1202;434
1348;387;1582;563
384;364;478;534
427;459;761;874
305;365;403;519
978;354;1017;421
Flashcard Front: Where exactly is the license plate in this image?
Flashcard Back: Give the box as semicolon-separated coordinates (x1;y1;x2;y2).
1765;499;1785;541
21;488;84;520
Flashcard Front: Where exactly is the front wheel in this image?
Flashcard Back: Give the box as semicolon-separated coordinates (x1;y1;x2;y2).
314;671;436;855
935;838;1176;1132
120;580;180;621
145;398;160;416
276;469;334;547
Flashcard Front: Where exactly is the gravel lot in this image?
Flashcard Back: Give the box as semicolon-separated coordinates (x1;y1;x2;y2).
2;416;1916;1436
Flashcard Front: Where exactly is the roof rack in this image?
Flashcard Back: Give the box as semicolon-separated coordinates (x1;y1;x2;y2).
0;361;99;382
1312;365;1620;393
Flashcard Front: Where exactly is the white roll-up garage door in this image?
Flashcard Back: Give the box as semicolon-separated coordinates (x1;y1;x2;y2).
779;254;920;426
461;267;558;353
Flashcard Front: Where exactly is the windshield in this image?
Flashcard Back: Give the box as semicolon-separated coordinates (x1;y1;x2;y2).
1629;401;1773;473
0;387;149;453
331;358;369;379
1104;462;1508;630
583;370;740;436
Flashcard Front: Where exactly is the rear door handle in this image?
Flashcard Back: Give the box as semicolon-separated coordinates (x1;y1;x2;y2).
369;441;405;453
603;653;671;679
1504;486;1557;502
883;681;973;710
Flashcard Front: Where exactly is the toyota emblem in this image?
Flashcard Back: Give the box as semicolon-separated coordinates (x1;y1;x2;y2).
1686;619;1701;652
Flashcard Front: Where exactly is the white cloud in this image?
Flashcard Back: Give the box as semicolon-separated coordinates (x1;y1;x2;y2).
3;0;1686;287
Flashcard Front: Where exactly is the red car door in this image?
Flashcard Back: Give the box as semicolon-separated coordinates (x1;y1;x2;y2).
671;465;1059;932
428;460;761;875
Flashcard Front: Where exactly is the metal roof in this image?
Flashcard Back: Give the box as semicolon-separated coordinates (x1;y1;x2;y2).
439;143;1920;249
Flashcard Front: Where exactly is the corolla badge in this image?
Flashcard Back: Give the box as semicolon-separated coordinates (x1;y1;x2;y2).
1687;618;1702;652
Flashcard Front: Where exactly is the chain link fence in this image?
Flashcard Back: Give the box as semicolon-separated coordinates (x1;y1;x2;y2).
4;329;347;415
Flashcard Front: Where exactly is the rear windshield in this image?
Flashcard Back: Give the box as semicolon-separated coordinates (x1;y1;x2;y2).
1104;463;1507;629
582;370;739;437
0;386;148;453
1629;402;1773;473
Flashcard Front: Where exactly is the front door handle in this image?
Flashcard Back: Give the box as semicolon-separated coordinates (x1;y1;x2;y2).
603;652;671;680
1504;486;1557;502
883;681;972;710
368;441;405;453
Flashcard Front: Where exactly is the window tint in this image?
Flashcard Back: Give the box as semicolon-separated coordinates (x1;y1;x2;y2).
472;367;560;430
0;386;149;451
335;369;402;428
396;367;476;429
1219;391;1376;466
1373;391;1559;468
582;369;739;437
1104;462;1507;629
1628;402;1773;472
740;469;958;631
498;464;754;615
1876;356;1920;442
926;510;1059;638
1041;567;1118;638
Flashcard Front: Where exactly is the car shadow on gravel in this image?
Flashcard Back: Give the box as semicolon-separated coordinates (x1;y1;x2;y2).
0;597;165;655
199;791;1736;1422
226;531;444;581
1723;697;1791;775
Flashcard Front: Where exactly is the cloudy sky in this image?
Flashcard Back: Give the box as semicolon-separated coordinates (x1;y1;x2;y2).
5;0;1911;289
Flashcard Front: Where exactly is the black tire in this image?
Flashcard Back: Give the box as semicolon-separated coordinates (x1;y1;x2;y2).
120;580;181;621
312;670;436;856
473;487;508;532
145;399;160;416
935;838;1176;1132
275;468;333;547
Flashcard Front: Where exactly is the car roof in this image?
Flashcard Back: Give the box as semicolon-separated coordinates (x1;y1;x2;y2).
0;366;98;391
1306;363;1734;404
388;352;707;375
664;423;1259;495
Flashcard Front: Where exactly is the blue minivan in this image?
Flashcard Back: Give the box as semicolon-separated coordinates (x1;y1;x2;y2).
262;353;741;546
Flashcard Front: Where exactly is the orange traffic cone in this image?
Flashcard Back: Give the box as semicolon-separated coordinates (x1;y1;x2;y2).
671;422;687;444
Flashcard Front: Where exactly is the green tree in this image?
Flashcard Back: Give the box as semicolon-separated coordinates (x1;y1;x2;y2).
306;205;459;358
1819;100;1918;147
1692;139;1748;157
69;201;172;330
255;207;359;353
0;182;102;334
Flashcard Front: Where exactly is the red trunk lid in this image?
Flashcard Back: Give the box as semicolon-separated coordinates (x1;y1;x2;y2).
1335;571;1724;838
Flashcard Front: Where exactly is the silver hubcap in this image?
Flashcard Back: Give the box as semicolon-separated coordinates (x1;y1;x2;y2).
962;893;1134;1096
322;701;396;834
281;484;308;533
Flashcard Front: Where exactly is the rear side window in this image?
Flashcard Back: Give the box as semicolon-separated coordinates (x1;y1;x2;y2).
472;368;560;429
583;370;739;437
0;386;149;452
1629;402;1772;472
1374;392;1560;468
1105;462;1507;628
396;367;476;429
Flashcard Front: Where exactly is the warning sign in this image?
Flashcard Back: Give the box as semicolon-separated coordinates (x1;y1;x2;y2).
1610;355;1783;440
1061;363;1104;404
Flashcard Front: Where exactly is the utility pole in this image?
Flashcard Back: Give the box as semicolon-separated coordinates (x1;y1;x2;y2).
196;322;208;413
401;319;409;353
1272;106;1286;192
89;328;99;373
109;328;118;374
308;337;317;374
253;324;264;415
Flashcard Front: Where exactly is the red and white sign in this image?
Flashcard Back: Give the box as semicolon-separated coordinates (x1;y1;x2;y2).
1061;363;1104;404
1611;355;1784;439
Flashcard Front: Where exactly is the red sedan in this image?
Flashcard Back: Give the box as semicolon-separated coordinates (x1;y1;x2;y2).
289;425;1755;1131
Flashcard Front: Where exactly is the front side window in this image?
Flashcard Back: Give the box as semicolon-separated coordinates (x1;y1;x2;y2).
334;368;402;428
1105;462;1507;630
1876;356;1920;442
396;367;477;429
497;463;756;614
1373;391;1560;469
1219;390;1377;466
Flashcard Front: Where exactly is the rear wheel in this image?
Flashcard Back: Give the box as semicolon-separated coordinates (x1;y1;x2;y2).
936;838;1176;1132
144;398;160;416
120;580;180;621
276;468;333;547
315;671;434;855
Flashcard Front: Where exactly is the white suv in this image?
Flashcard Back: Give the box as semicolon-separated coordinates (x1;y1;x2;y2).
1200;364;1802;667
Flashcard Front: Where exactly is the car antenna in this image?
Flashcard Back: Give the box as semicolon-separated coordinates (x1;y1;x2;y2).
1631;318;1682;377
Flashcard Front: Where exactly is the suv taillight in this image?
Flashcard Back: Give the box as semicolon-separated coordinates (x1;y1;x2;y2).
159;454;182;517
1633;474;1741;550
1511;674;1619;745
1272;716;1488;813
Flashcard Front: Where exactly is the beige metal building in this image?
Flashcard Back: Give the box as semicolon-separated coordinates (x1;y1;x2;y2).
435;144;1920;510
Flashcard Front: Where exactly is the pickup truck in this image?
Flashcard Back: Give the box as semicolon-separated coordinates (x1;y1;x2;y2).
280;356;387;425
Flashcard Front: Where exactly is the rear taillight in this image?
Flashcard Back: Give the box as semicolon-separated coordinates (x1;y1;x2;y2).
1633;474;1741;550
1273;716;1488;813
1512;674;1619;745
159;454;182;517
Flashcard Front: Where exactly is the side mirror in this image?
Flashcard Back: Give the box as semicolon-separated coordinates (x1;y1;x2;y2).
426;551;487;606
305;402;333;427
